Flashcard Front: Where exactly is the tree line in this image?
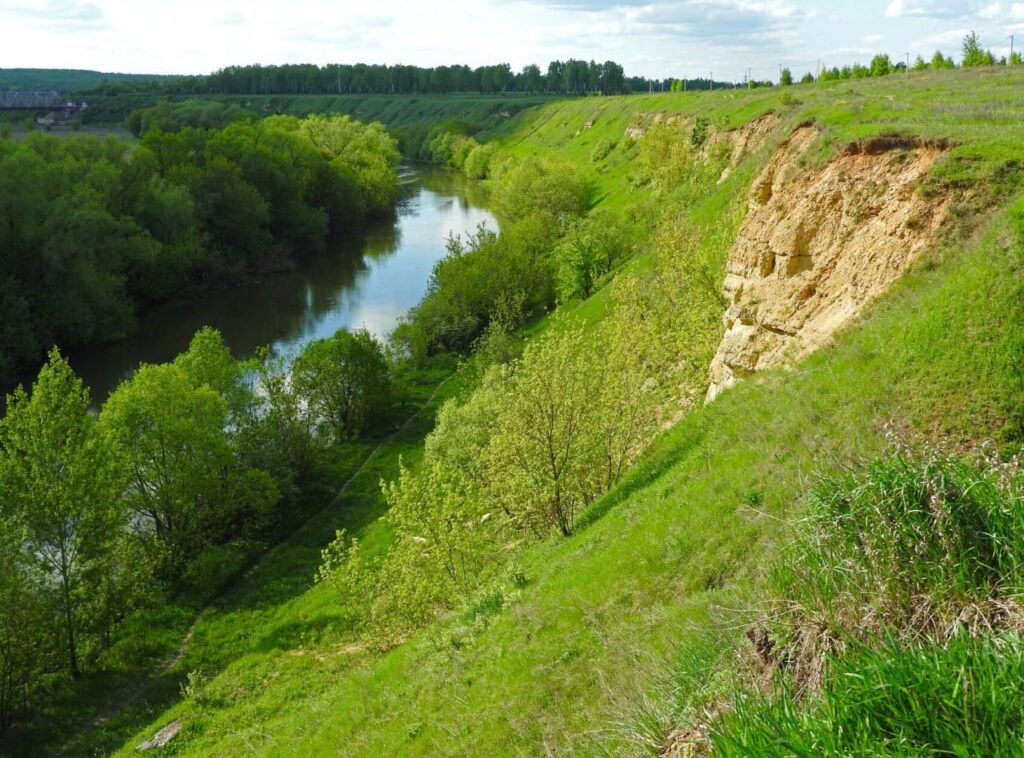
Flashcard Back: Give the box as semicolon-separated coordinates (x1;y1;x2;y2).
87;60;650;97
0;113;400;384
779;33;1021;86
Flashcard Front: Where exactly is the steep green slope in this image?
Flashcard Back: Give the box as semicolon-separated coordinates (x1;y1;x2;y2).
79;92;561;138
102;67;1024;755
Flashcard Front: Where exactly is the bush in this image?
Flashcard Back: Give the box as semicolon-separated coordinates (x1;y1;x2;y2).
590;137;615;163
395;221;554;359
554;210;638;302
492;156;590;223
463;141;500;179
182;542;251;598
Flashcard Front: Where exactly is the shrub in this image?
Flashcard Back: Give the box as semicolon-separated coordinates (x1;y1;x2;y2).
182;542;251;598
492;156;590;223
590;137;616;163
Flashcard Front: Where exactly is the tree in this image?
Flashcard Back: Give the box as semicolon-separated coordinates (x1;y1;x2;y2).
100;361;277;572
0;510;48;734
521;64;543;93
292;329;393;443
931;50;955;69
870;54;893;77
779;67;793;86
487;328;603;537
913;55;928;71
961;32;992;67
800;72;815;84
0;349;124;679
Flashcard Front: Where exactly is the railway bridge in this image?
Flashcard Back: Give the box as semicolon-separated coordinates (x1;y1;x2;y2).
0;91;87;123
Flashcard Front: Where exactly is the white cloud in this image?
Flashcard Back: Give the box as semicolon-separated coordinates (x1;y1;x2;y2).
0;0;1014;82
886;0;980;18
979;2;1002;18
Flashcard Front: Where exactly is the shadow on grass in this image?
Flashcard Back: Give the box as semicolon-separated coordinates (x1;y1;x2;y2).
574;417;709;533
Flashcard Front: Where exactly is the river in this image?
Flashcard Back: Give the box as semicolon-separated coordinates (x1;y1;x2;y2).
67;164;494;403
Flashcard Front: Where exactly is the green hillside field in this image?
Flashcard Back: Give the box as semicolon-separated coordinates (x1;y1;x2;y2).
50;66;1024;755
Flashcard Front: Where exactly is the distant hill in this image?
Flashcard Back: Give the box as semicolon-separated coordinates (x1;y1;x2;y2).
0;68;179;95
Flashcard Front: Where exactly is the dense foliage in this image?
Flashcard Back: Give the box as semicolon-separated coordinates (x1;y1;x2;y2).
0;326;397;733
88;60;637;97
0;115;398;382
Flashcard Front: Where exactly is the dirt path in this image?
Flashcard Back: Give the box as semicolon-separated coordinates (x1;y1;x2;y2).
58;374;454;755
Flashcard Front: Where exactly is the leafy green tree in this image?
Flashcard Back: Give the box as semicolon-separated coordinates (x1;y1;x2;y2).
779;67;793;86
913;55;928;71
931;50;955;69
521;64;543;93
0;350;125;679
292;329;393;443
100;361;276;573
870;54;893;77
0;510;49;734
487;327;603;537
962;32;993;67
492;156;590;223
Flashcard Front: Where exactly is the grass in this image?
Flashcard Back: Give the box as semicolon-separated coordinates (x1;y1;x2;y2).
706;447;1024;756
712;634;1024;757
97;195;1024;755
33;65;1024;756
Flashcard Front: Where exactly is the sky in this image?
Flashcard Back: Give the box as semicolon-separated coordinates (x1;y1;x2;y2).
0;0;1022;81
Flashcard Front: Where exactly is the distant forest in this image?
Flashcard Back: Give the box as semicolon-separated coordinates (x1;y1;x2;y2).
83;61;732;97
0;68;178;94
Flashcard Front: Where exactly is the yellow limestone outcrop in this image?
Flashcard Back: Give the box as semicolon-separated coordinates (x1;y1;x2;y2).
706;126;950;402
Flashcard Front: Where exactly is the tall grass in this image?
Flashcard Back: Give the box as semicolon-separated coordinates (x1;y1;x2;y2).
709;447;1024;755
713;634;1024;757
763;445;1024;692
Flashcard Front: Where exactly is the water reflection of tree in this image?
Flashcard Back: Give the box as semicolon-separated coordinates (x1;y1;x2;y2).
67;166;486;402
413;162;491;210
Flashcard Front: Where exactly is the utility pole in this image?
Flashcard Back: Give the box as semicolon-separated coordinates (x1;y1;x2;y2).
816;59;821;80
747;67;752;89
1011;34;1015;61
709;72;713;91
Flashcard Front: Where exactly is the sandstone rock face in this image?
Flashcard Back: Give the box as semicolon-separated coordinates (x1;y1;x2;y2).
705;126;949;402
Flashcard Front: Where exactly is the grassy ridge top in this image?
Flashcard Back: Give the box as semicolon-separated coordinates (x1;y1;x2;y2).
91;67;1024;755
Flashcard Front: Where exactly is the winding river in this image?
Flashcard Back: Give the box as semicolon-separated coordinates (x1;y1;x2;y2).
68;164;494;402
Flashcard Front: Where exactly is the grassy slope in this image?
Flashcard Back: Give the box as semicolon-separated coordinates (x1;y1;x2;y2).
96;67;1024;756
79;92;562;133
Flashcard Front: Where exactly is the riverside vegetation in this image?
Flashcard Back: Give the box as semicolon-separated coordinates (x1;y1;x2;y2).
2;55;1024;756
0;114;399;383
